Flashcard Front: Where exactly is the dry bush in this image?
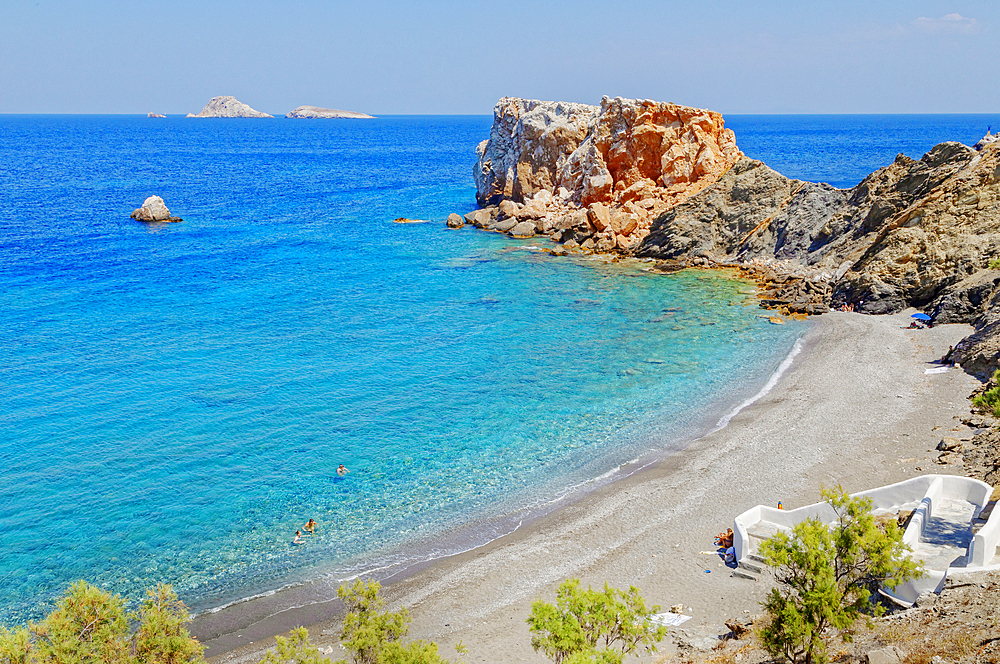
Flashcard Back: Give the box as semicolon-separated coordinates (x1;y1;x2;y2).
704;642;758;664
895;627;983;664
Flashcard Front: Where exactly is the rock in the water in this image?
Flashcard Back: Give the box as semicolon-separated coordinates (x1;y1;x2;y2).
510;221;536;237
446;213;464;229
392;217;430;224
495;219;517;233
285;105;375;119
187;96;273;118
147;112;166;118
130;196;181;222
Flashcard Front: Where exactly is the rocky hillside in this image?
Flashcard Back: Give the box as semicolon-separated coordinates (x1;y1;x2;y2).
462;98;1000;378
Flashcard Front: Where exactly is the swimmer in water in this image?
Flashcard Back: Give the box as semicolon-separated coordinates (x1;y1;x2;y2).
337;464;349;477
304;519;316;535
293;530;304;545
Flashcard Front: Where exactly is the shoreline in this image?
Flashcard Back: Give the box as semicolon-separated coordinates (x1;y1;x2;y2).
200;310;981;663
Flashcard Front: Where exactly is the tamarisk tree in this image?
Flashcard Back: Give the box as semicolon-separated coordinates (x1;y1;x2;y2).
759;488;923;664
526;579;666;664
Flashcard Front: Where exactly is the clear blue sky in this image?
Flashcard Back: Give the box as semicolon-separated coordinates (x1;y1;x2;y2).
0;0;994;115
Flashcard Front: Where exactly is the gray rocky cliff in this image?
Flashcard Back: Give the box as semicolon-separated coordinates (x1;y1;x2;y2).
187;96;273;118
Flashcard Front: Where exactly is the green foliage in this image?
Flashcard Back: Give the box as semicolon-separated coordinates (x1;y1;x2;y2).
31;580;132;664
989;257;1000;270
526;578;667;664
0;625;33;664
0;581;204;664
972;369;1000;418
134;584;206;664
334;580;448;664
259;627;325;664
758;488;923;664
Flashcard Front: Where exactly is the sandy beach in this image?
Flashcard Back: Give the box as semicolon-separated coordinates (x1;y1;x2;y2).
200;310;981;663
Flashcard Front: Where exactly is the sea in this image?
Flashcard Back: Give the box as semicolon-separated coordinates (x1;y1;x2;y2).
0;112;995;625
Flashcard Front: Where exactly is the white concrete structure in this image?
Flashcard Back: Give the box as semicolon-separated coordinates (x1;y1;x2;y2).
733;475;1000;605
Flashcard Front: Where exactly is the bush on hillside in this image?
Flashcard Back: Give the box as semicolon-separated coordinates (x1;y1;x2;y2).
972;369;1000;418
758;488;923;664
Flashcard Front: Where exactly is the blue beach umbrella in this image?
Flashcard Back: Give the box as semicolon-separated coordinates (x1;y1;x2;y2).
911;313;932;321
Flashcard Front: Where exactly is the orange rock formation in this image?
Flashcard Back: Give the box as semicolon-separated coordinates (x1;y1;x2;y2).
473;96;742;250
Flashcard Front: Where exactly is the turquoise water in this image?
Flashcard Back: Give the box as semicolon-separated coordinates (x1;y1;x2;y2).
1;113;989;623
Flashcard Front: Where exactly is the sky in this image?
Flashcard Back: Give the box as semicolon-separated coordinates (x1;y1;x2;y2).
0;0;995;115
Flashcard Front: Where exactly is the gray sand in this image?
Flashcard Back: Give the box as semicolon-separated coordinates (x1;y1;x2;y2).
204;311;980;663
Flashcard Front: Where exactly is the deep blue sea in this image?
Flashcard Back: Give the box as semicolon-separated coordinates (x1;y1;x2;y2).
0;112;995;624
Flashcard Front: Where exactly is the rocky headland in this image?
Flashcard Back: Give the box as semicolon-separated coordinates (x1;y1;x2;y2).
285;105;375;119
187;96;273;118
461;96;1000;379
147;112;166;118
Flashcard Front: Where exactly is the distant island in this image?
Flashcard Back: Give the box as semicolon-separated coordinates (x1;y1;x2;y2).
286;105;375;119
187;96;273;118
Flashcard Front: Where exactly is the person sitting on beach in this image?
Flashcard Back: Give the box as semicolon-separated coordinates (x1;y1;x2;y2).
714;528;734;549
943;346;955;366
337;464;349;477
293;530;304;545
304;518;316;535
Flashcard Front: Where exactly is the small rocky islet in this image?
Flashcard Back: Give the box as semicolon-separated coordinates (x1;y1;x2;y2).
285;105;375;119
451;95;1000;380
130;195;181;223
184;95;373;119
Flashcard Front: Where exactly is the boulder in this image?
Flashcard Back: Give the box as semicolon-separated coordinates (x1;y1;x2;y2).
446;213;464;229
130;196;181;222
510;221;536;237
936;437;963;452
466;209;495;228
594;234;616;253
954;318;1000;379
866;646;905;664
187;96;273;118
495;219;518;233
517;200;546;220
498;199;520;220
588;203;611;232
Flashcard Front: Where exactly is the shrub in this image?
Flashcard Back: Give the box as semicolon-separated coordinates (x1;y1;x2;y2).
0;581;204;664
526;578;667;664
334;579;448;664
989;257;1000;270
758;488;923;664
972;369;1000;418
259;627;324;664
